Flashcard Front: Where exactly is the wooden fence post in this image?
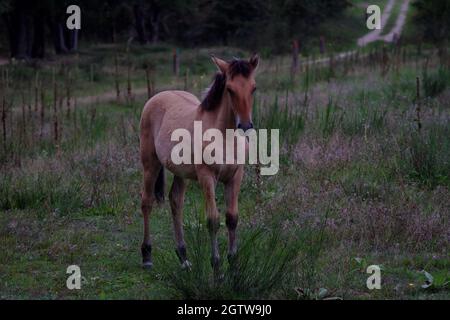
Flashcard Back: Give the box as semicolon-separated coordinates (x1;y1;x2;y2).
1;94;6;145
127;60;132;102
40;89;45;139
114;55;120;103
416;77;422;133
66;68;72;117
34;71;40;112
53;68;59;145
291;39;300;77
184;68;189;91
173;48;180;77
145;63;153;99
319;36;326;55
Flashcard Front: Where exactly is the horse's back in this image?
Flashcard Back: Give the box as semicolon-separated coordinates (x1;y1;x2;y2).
140;90;199;178
144;90;199;111
141;90;199;134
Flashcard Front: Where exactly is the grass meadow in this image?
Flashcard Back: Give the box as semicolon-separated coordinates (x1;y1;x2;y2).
0;40;449;299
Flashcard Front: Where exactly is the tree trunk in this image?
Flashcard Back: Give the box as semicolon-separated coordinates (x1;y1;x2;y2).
67;29;79;52
31;13;46;58
24;14;33;58
8;8;29;59
111;26;116;43
4;15;16;58
53;22;69;54
5;3;46;60
150;15;160;44
133;4;147;44
148;1;161;44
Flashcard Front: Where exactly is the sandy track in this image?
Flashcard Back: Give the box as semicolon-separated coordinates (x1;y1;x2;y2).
358;0;396;46
381;0;411;43
358;0;411;46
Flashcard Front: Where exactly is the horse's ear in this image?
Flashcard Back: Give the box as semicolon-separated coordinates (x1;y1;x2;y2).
249;53;259;71
211;55;229;74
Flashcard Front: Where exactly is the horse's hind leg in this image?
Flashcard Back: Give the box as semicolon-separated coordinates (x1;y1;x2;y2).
140;158;162;270
169;176;190;269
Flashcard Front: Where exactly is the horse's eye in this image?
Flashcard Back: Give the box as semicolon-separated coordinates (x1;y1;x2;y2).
227;88;235;96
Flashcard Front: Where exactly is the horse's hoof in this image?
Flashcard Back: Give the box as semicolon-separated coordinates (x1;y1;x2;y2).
181;260;192;271
142;261;153;270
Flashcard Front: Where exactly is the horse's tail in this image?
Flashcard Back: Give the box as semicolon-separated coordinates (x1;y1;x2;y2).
154;167;165;203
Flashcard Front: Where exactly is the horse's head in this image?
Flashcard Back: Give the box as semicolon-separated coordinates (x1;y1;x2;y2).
211;54;259;131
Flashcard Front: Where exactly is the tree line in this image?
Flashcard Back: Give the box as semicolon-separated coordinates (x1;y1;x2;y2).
0;0;448;60
0;0;350;59
413;0;449;47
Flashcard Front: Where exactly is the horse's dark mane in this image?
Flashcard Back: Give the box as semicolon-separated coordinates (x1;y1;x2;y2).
200;72;226;111
200;59;252;111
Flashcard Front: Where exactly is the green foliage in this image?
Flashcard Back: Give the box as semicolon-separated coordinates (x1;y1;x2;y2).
255;92;305;146
0;0;350;57
0;173;84;213
0;0;12;15
158;226;300;299
398;126;450;188
413;0;450;44
318;98;341;137
294;210;331;300
422;67;450;98
341;91;386;136
332;163;393;200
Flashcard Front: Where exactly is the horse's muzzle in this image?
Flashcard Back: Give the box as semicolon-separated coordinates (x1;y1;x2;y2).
238;122;254;132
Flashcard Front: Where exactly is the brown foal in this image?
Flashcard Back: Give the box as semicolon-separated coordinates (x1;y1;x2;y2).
139;54;259;272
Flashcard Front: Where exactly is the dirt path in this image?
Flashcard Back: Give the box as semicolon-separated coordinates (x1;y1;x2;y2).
381;0;411;43
285;1;402;69
299;0;411;68
358;0;396;46
358;0;410;46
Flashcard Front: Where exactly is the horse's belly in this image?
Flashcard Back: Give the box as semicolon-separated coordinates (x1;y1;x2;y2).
155;134;245;182
159;148;241;182
215;163;242;183
170;164;241;182
166;162;198;180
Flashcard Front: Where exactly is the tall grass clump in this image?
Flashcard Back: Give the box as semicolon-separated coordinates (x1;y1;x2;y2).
294;209;334;300
422;67;450;98
255;93;304;147
156;223;301;299
317;98;341;138
398;125;450;188
0;172;84;213
341;91;386;136
383;70;417;103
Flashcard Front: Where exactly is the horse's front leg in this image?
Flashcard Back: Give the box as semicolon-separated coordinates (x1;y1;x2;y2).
224;167;243;261
198;170;220;273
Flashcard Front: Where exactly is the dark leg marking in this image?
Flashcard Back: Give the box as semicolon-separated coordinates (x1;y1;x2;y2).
175;245;187;263
225;213;238;231
141;243;153;269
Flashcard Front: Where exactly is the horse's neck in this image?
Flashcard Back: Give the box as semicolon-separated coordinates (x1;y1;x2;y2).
196;93;235;132
214;96;236;131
